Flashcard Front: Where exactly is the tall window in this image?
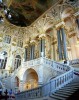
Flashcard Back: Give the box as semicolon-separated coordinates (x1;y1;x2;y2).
0;51;7;69
30;45;35;60
17;40;23;48
4;35;11;44
14;55;21;70
39;39;45;57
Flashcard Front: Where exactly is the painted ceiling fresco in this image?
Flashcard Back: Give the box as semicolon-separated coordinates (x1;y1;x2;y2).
5;0;56;26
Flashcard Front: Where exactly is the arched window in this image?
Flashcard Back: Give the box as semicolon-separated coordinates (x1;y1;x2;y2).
15;76;19;87
17;40;23;48
30;45;35;60
14;55;21;70
3;35;11;44
0;51;7;69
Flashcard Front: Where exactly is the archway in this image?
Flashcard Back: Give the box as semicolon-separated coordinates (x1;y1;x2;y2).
23;68;38;90
14;76;20;92
15;76;19;87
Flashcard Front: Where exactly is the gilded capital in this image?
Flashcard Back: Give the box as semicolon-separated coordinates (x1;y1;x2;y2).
55;21;65;30
30;40;36;45
39;34;46;40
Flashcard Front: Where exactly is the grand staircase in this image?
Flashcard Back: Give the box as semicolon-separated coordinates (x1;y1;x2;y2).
1;58;79;100
49;75;79;100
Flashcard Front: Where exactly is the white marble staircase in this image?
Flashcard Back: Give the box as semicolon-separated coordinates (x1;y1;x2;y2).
49;75;79;100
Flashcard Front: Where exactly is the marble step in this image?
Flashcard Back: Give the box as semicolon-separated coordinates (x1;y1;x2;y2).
50;94;66;100
56;90;75;95
58;88;77;93
60;86;79;90
64;83;79;86
52;93;69;98
65;83;79;86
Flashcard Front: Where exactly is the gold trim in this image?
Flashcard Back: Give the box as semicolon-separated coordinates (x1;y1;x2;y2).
52;41;57;45
68;33;76;38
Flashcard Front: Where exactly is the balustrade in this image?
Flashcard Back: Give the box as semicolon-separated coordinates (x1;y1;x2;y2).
22;57;42;67
69;59;79;65
42;57;71;72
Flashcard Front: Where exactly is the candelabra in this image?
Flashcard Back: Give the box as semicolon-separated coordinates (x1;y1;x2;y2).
0;1;11;23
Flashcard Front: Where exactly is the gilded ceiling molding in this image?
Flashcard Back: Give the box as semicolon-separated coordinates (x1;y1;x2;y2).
30;0;60;27
31;0;78;31
1;0;78;39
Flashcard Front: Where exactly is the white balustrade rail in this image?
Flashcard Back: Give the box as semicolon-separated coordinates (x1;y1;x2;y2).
69;59;79;65
15;69;74;99
22;57;42;67
42;69;74;96
22;57;72;72
42;57;71;72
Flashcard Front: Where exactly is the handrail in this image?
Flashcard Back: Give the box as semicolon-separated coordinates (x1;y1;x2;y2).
42;57;72;72
69;59;79;65
22;57;72;72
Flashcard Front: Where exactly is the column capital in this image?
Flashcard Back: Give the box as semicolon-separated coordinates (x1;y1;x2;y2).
30;39;36;45
23;42;29;48
55;21;65;30
38;34;46;40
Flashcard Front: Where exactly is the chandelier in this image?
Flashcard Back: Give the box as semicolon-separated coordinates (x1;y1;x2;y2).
0;1;11;23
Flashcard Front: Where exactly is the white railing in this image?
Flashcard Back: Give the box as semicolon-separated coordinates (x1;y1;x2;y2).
15;69;74;99
42;57;71;72
42;69;74;96
22;57;42;67
69;59;79;65
22;57;71;73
